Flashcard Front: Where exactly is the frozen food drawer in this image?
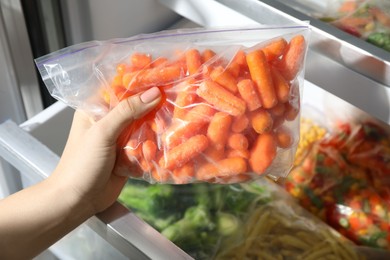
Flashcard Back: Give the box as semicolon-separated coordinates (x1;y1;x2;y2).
158;0;390;126
0;103;192;260
1;78;385;259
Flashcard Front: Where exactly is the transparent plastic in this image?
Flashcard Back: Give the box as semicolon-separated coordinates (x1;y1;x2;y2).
35;25;310;184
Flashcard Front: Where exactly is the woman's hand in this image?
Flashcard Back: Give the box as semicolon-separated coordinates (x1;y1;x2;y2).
52;86;162;214
0;87;161;259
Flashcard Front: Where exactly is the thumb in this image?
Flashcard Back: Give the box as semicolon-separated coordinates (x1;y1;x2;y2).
97;87;161;141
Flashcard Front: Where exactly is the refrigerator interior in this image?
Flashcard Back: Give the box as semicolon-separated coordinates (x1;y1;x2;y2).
1;0;390;259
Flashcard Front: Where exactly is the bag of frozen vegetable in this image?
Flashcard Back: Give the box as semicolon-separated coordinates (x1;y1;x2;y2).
285;119;390;249
118;178;363;259
326;0;390;51
35;25;310;184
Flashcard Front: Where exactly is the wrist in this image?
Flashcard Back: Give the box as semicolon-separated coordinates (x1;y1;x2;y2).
44;174;96;225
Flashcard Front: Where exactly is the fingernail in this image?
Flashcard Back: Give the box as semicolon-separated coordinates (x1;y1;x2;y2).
140;87;161;103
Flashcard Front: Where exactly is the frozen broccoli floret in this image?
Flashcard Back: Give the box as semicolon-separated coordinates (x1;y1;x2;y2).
161;205;215;243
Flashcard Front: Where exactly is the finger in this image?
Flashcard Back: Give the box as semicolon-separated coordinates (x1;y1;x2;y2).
97;87;161;141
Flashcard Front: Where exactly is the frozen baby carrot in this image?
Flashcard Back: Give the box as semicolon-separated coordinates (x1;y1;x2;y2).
210;66;238;93
269;102;285;117
249;133;277;174
163;104;215;148
202;49;216;63
197;80;246;116
207;112;232;150
172;80;197;119
124;139;142;159
277;35;306;81
246;49;277;109
275;126;293;149
172;163;195;184
151;167;170;183
231;49;247;67
226;149;249;159
159;134;209;170
197;157;247;180
250;109;273;134
203;146;225;161
284;100;300;121
227;133;249;151
271;67;290;103
131;53;152;69
184;103;215;123
237;79;262;111
151;57;168;68
123;65;182;90
116;63;132;75
231;114;249;133
186;48;202;75
142;140;157;162
262;38;288;61
162;120;207;149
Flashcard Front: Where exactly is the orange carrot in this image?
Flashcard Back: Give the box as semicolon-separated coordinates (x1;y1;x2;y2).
269;102;286;117
271;67;290;103
197;80;246;116
226;62;241;78
142;140;157;162
210;66;238;93
246;49;277;108
151;57;169;68
202;49;216;63
226;149;249;159
131;53;152;69
227;133;249;150
262;38;288;61
277;35;306;81
284;100;300;121
163;105;214;148
203;145;225;161
237;79;262;111
112;74;124;87
231;114;249;133
162;120;207;149
275;126;293;149
250;109;273;134
116;63;132;75
172;80;197;119
123;65;182;90
172;163;195;184
249;133;276;174
184;103;215;123
232;49;247;67
159;134;209;170
197;157;247;180
186;48;202;75
151;167;170;183
124;139;142;159
149;116;168;135
207;112;232;150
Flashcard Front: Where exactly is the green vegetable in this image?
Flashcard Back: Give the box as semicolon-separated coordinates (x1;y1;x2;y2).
118;180;271;259
161;205;215;242
367;32;390;52
216;212;241;236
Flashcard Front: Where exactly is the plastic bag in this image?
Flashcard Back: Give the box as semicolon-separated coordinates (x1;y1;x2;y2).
35;25;310;184
285;120;390;249
329;0;390;42
119;178;361;259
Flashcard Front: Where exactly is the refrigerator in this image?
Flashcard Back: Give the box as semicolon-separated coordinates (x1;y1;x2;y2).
1;0;390;259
